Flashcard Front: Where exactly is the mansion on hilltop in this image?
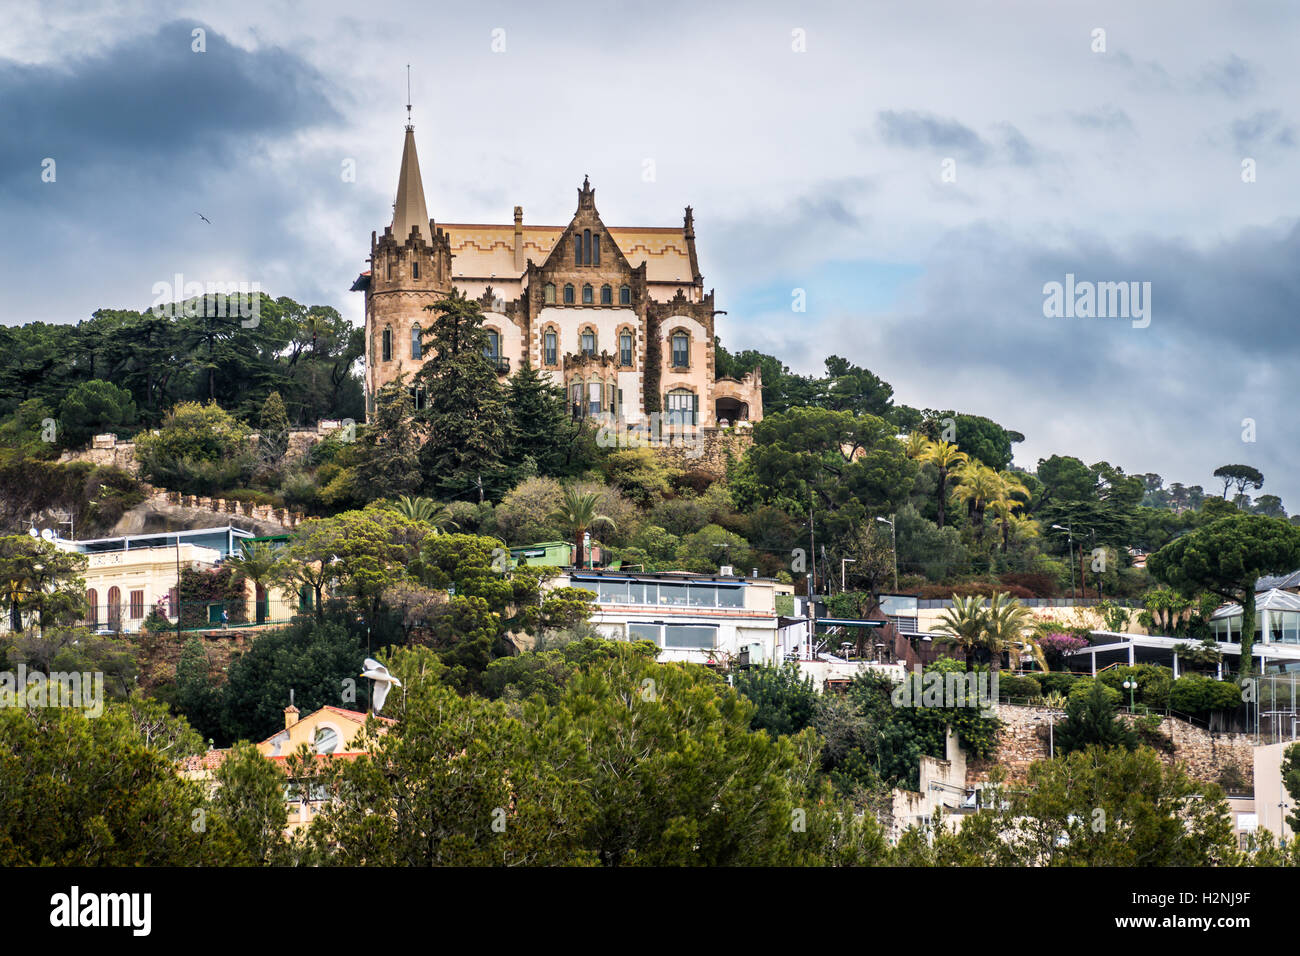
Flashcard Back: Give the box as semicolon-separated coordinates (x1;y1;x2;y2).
351;123;763;429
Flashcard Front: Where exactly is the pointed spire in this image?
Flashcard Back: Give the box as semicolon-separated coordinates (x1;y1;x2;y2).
392;125;430;245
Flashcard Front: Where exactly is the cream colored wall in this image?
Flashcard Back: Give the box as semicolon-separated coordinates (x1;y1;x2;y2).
536;305;637;356
81;544;221;631
1254;741;1295;842
659;314;713;427
481;310;525;371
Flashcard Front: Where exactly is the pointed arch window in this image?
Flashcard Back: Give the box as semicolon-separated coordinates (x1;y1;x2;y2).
582;284;593;305
592;234;601;266
411;324;422;359
583;229;592;265
619;285;631;305
574;235;582;266
382;327;393;363
87;589;98;627
600;284;612;305
544;329;558;366
107;586;122;630
581;329;596;356
619;331;633;366
485;330;501;364
544;282;556;304
563;284;575;304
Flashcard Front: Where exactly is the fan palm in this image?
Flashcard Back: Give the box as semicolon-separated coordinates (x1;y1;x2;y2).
224;541;283;624
549;486;616;570
394;495;457;533
983;591;1041;671
921;440;968;528
931;594;988;668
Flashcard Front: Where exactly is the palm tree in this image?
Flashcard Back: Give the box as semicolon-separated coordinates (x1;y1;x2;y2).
950;462;1001;543
931;594;988;668
982;591;1040;671
224;541;282;624
987;470;1032;553
394;495;457;532
903;431;930;460
920;440;968;528
549;486;616;570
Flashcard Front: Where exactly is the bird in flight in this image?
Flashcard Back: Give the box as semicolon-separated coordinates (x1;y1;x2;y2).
360;658;403;714
195;212;211;224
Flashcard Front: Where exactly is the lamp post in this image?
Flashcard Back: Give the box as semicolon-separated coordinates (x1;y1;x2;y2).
1122;678;1137;713
876;514;898;592
1051;524;1075;598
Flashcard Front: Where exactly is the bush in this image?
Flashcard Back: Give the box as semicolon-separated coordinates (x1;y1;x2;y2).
1169;675;1243;716
997;674;1042;701
1038;672;1082;697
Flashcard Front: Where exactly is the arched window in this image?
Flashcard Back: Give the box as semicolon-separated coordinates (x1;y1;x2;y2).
581;329;596;356
563;284;575;304
544;282;556;304
600;284;612;305
574;235;582;266
666;388;698;426
592;234;601;266
582;284;593;304
619;331;633;366
381;327;392;363
87;589;98;627
583;229;592;265
619;285;631;305
543;329;558;365
412;260;420;280
411;324;422;359
107;586;122;630
485;330;501;363
671;331;690;368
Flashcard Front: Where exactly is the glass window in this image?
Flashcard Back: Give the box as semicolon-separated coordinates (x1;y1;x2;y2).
485;331;500;362
582;284;593;304
666;389;697;426
412;260;420;279
314;727;339;755
597;580;628;604
658;583;690;606
544;283;556;304
544;330;557;365
564;284;575;304
664;625;716;650
627;582;653;605
411;324;422;359
717;586;744;608
620;332;633;366
671;332;689;368
687;585;711;607
588;382;602;417
381;328;392;362
629;623;661;643
601;284;612;305
620;285;631;305
583;229;592;265
581;331;596;356
574;235;582;266
593;234;601;266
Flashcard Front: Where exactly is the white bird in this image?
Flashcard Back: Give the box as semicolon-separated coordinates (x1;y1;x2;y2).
360;658;402;714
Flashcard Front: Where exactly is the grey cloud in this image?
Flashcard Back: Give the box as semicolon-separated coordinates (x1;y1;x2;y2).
875;110;990;164
1197;53;1259;99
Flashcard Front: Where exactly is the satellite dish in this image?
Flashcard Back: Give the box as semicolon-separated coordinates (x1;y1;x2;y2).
40;529;54;541
27;527;38;538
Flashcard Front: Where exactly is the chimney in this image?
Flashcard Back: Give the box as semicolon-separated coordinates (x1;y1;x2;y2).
284;705;299;730
513;206;524;270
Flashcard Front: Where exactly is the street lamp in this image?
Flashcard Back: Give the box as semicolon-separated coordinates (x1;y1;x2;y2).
876;514;898;592
1122;678;1137;712
1051;524;1075;599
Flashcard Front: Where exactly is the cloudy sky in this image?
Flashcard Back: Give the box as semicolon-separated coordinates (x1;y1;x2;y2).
5;1;1299;505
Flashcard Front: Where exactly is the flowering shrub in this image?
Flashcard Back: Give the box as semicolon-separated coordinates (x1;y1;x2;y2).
1038;632;1089;670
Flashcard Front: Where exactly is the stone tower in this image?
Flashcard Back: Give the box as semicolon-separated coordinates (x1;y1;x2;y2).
362;123;453;415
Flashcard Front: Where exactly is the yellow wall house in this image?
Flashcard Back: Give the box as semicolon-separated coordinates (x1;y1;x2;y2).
181;704;395;832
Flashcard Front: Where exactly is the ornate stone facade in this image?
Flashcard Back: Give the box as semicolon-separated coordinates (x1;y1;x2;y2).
353;125;763;429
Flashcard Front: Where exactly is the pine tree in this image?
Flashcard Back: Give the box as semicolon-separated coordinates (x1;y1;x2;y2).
1054;680;1139;756
505;359;574;478
257;390;290;464
412;291;509;500
354;380;423;498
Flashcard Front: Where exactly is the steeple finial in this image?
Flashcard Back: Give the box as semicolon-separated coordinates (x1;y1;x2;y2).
405;64;412;129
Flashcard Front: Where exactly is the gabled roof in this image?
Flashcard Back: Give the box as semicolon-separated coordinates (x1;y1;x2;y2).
1212;587;1300;619
1256;569;1300;592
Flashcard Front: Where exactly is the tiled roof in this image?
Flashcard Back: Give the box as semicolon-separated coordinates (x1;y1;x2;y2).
179;749;229;772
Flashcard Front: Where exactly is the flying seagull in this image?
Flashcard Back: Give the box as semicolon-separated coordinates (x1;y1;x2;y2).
360;658;402;714
195;211;211;224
